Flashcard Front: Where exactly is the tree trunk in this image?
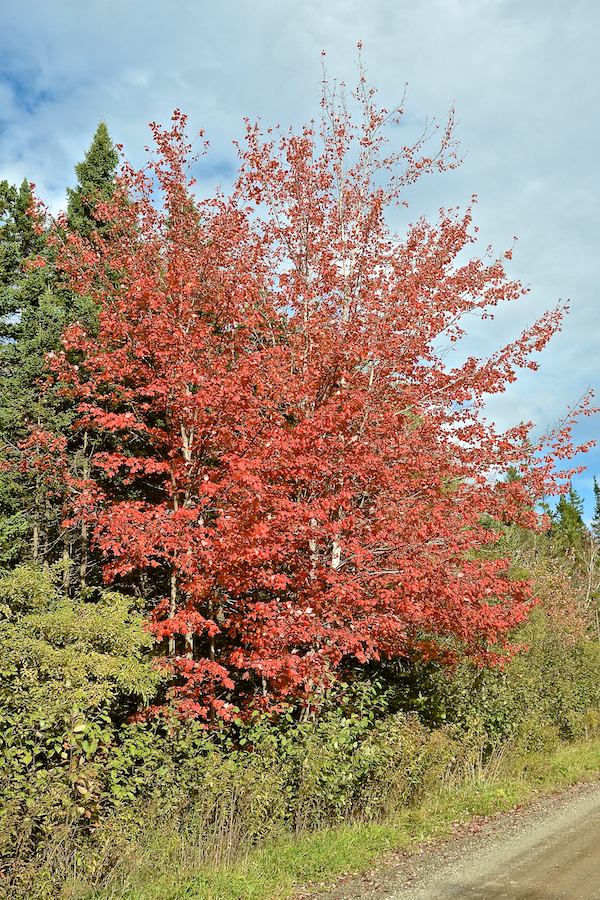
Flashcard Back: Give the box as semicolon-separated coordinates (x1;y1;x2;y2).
169;566;177;656
79;431;90;591
43;495;51;573
32;473;41;563
62;536;71;594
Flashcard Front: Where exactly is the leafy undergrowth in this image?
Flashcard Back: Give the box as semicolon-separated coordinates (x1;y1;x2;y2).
67;738;600;900
6;565;600;900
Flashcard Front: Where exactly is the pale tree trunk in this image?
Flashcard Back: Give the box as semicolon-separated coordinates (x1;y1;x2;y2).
208;597;216;666
43;495;51;573
32;473;41;563
79;431;90;592
300;522;341;722
340;250;356;325
79;521;88;590
32;523;39;564
207;596;217;726
62;535;71;594
331;504;343;571
169;565;178;656
309;517;318;578
180;424;195;657
331;540;341;571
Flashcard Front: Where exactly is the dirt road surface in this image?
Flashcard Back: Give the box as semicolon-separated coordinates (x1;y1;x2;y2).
313;781;600;900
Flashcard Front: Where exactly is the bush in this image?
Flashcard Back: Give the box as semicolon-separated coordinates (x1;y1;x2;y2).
5;558;600;898
0;566;160;897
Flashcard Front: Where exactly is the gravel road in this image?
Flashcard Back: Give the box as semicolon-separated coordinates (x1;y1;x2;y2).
313;781;600;900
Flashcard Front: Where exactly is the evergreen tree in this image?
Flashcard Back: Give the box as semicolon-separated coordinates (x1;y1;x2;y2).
64;122;120;590
0;179;62;566
0;179;47;343
0;122;119;574
553;484;588;552
592;477;600;544
0;179;69;431
66;121;119;239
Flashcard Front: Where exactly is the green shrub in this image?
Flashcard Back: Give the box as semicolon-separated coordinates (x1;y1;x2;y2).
0;566;161;897
5;562;600;899
385;608;600;751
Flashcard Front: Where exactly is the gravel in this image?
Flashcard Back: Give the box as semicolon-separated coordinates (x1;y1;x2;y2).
306;780;600;900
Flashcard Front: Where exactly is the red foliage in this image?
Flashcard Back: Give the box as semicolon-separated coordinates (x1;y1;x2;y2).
47;76;593;718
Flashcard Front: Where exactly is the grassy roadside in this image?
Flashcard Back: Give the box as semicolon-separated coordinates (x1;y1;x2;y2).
80;737;600;900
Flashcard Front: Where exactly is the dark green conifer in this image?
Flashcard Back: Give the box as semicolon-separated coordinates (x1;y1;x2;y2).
0;180;61;566
66;120;119;239
0;122;119;572
591;477;600;543
553;484;587;552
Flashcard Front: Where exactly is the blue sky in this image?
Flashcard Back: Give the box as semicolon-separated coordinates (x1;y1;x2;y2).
2;0;599;516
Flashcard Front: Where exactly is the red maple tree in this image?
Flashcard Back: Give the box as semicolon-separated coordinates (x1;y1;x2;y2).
48;71;592;719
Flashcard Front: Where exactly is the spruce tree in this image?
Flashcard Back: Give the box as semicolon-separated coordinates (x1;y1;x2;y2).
0;179;46;343
591;477;600;543
553;484;587;553
66;120;119;239
64;122;119;590
0;122;120;573
0;179;62;566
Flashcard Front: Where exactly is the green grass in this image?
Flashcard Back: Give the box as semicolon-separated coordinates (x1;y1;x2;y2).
69;736;600;900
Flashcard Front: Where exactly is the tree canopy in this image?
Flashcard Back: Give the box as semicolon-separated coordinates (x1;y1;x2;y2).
33;86;593;720
66;120;120;239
